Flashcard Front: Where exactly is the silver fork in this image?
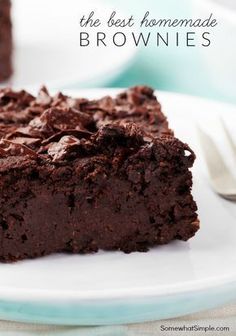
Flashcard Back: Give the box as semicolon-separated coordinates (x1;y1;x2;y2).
198;120;236;201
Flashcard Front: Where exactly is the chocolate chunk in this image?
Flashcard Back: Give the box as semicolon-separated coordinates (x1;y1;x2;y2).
0;139;37;158
48;136;81;162
36;86;52;106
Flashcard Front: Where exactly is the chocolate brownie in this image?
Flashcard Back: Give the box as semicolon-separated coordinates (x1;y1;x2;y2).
0;86;199;262
0;0;12;82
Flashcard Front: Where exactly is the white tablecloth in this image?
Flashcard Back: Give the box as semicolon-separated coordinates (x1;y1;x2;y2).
0;302;235;336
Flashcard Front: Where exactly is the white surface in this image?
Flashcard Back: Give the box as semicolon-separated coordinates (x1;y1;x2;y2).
215;0;236;11
6;0;136;89
0;89;235;303
212;0;236;17
193;0;236;100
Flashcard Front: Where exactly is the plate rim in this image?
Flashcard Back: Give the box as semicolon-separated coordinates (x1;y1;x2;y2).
0;88;235;303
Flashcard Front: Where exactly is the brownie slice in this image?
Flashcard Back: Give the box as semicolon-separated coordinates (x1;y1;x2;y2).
0;0;12;82
0;86;199;262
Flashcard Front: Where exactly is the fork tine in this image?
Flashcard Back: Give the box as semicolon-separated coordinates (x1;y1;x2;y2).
220;118;236;157
197;126;236;196
198;126;231;178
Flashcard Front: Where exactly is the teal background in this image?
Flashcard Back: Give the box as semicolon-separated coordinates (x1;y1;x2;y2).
99;0;235;105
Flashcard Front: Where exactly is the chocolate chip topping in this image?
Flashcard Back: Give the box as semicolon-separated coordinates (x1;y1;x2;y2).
0;140;37;158
48;136;82;162
0;86;173;168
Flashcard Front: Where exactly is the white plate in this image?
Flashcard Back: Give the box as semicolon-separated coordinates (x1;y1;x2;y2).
0;89;235;325
5;0;136;88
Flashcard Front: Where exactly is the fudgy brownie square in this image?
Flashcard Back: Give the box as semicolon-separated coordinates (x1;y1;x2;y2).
0;86;199;261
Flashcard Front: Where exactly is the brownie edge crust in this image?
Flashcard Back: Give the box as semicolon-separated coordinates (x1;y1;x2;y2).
0;86;199;262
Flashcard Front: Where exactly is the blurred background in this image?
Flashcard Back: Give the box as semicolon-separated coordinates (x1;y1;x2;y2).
4;0;236;104
106;0;236;104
